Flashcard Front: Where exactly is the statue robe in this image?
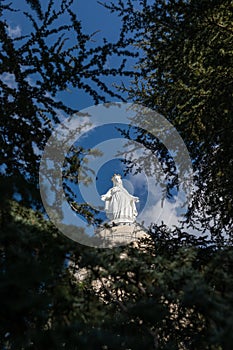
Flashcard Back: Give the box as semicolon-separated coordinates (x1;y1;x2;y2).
101;184;138;223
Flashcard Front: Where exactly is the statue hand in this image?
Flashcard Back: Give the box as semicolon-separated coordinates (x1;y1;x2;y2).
134;197;139;203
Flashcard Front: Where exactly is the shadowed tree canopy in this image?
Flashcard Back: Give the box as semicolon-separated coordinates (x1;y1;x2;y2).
1;201;233;349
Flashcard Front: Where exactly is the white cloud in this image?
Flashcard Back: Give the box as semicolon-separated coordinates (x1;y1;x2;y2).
7;25;21;39
0;72;18;89
139;192;185;228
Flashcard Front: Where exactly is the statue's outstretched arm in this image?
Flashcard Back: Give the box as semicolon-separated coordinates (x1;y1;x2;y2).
101;187;120;201
101;189;112;201
132;195;139;202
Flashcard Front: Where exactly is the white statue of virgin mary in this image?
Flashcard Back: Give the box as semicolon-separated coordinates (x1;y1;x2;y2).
101;174;139;224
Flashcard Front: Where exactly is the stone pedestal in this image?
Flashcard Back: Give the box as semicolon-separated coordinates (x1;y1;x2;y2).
95;223;148;248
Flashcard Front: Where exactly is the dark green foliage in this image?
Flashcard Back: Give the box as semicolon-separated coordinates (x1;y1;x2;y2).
0;200;113;349
74;229;233;349
1;201;233;348
106;0;233;239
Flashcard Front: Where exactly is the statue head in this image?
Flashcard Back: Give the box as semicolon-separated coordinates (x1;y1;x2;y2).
111;174;122;186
